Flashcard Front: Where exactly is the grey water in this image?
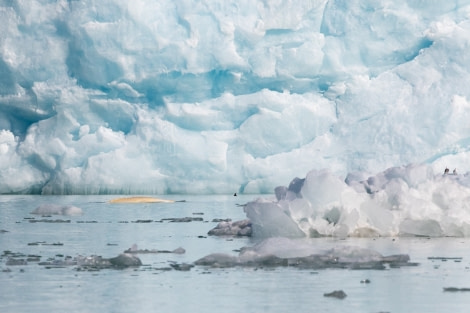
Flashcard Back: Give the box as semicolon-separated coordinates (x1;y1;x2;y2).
1;194;470;313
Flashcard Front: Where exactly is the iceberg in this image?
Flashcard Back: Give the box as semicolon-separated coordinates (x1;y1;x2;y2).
1;1;470;194
245;164;470;238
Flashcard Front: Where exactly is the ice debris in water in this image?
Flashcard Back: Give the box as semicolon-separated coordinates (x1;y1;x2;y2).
324;290;347;299
244;164;470;238
108;254;143;268
38;253;142;270
194;237;414;270
124;244;186;254
443;287;470;292
208;219;252;236
31;204;83;216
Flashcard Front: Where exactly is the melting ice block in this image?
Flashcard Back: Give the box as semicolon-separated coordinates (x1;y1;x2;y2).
244;199;306;238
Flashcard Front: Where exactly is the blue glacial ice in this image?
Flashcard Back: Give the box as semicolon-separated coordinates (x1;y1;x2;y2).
1;1;470;195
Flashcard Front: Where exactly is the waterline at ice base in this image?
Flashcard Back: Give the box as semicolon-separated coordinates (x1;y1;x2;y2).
244;163;470;238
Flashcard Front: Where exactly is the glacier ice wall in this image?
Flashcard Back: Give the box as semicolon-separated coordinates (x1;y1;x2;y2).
2;0;470;194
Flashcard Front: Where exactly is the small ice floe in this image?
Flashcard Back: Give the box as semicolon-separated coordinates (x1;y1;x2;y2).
27;241;63;246
28;219;71;223
194;237;415;269
428;256;463;261
208;219;252;236
162;217;203;222
124;244;185;254
2;251;39;267
31;204;83;216
39;256;76;268
37;253;143;271
108;253;142;268
6;258;28;266
194;237;416;270
169;262;194;271
324;290;347;299
443;287;470;292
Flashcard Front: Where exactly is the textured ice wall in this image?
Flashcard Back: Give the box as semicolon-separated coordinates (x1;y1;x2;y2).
1;1;470;194
245;164;470;237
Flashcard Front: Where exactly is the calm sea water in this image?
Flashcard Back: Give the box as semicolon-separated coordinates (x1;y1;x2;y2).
1;194;470;313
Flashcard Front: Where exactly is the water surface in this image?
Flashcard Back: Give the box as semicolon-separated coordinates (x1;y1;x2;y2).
1;195;470;313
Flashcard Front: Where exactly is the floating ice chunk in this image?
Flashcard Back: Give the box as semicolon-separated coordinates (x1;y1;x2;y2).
75;255;110;268
39;253;142;270
6;258;28;266
124;244;186;254
31;204;83;216
194;238;414;270
169;263;194;271
194;253;240;268
108;253;142;268
324;290;347;299
443;287;470;292
208;219;252;236
325;245;383;263
244;198;305;238
240;237;320;259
